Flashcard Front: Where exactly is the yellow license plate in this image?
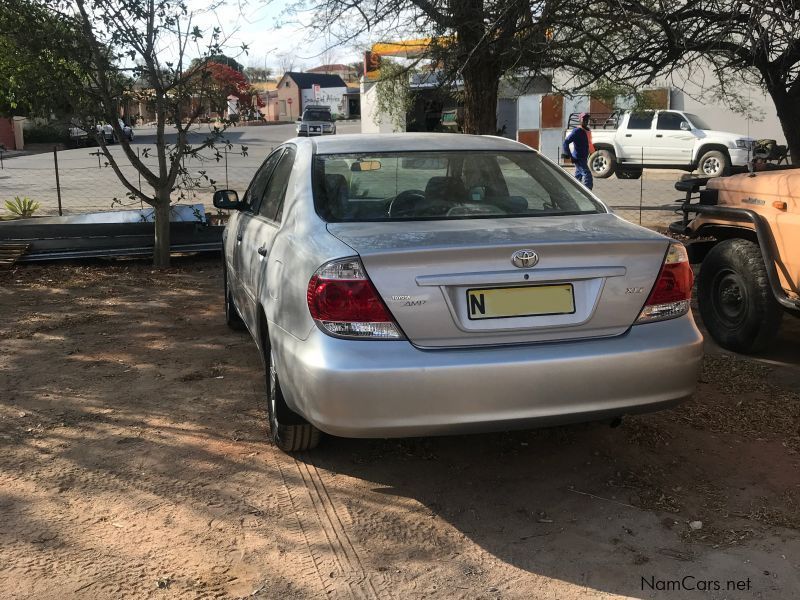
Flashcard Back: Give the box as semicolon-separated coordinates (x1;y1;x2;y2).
466;284;575;320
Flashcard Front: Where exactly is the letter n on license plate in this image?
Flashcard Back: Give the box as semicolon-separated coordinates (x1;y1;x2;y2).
466;284;575;320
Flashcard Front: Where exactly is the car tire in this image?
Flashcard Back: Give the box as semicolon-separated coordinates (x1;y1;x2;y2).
697;150;731;177
223;266;246;331
616;167;642;180
588;149;616;178
697;239;783;353
266;346;321;452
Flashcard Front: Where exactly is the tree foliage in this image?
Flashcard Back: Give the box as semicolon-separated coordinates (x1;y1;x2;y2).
554;0;800;162
202;61;263;115
372;60;416;132
244;66;273;82
1;0;249;266
0;1;94;117
288;0;555;134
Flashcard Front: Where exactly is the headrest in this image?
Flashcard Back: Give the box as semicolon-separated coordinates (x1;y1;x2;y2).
424;176;467;203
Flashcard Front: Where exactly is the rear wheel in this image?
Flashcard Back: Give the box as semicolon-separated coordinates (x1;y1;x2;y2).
223;266;246;330
698;150;731;177
588;148;616;178
697;239;783;353
266;346;321;452
616;167;642;180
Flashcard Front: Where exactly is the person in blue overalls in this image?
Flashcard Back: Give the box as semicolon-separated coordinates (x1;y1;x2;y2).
561;113;595;189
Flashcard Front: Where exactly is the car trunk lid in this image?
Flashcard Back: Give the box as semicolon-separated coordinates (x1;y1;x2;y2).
327;214;670;348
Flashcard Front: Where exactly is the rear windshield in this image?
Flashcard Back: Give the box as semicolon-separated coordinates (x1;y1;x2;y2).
313;150;605;222
303;110;331;122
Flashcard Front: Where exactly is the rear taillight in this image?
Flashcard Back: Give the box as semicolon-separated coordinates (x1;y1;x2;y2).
307;258;403;339
636;243;694;323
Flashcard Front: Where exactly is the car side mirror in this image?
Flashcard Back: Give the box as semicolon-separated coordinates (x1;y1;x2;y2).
213;189;242;210
680;122;691;131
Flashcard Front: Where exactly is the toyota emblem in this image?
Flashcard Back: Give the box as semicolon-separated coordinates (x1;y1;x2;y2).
511;249;539;269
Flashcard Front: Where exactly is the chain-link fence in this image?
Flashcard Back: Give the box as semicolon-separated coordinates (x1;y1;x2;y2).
0;143;276;218
1;142;688;229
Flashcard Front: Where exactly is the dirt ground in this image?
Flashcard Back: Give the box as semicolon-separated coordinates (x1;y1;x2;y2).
1;257;799;600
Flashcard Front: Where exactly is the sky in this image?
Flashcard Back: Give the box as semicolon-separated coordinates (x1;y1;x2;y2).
188;0;364;72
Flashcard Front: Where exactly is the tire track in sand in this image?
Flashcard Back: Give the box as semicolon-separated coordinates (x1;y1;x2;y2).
268;447;388;599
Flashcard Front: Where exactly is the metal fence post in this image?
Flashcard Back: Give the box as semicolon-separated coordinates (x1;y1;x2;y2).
639;147;644;225
54;146;63;216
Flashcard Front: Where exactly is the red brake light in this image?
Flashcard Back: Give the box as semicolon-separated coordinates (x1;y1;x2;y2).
307;276;393;322
307;258;403;339
637;244;693;323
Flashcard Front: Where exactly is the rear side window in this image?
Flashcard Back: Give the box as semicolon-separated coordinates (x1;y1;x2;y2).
627;113;654;130
244;150;283;212
313;150;605;222
259;147;295;221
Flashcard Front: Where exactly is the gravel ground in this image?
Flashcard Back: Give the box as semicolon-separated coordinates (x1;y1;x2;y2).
1;257;799;599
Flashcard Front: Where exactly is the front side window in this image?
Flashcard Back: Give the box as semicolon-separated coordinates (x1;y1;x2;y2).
656;112;689;131
313;150;605;222
684;113;712;130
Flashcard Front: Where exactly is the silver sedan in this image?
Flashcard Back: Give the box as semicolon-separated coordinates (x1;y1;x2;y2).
215;133;703;452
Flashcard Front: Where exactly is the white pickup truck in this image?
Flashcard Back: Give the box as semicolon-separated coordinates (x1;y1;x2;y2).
568;110;756;179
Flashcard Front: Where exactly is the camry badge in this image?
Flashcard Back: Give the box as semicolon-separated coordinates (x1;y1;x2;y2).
511;249;539;269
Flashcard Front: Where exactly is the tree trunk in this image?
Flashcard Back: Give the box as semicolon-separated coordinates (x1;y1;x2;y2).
451;0;500;136
768;87;800;165
461;62;500;135
153;197;171;267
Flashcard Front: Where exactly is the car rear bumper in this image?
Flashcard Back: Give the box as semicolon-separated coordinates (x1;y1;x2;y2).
274;315;703;438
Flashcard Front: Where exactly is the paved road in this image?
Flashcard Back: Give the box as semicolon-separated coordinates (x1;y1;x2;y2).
0;121;685;227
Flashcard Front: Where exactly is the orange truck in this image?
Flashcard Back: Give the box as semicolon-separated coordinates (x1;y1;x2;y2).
672;168;800;353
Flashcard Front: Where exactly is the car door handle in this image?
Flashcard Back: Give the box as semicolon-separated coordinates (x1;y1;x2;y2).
655;134;663;138
257;245;267;257
236;234;242;242
625;134;632;137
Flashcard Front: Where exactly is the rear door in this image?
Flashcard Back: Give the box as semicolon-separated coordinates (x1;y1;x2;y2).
233;149;284;320
617;112;655;163
652;111;695;164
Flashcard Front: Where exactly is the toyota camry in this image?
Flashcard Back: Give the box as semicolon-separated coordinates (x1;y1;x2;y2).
215;133;703;452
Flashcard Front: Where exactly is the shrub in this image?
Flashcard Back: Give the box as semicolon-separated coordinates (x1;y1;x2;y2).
4;197;40;218
23;123;70;144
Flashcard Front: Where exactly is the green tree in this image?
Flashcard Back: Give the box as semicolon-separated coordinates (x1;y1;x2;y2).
1;0;249;266
553;0;800;163
0;2;93;117
290;0;555;134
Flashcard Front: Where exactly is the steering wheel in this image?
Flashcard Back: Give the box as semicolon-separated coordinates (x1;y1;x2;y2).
387;189;426;217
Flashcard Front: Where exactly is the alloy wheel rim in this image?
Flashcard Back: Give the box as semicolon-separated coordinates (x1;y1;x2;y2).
592;155;608;173
703;157;721;175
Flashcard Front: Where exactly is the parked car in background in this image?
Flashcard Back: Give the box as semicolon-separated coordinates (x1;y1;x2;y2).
296;105;336;137
215;133;703;452
68;118;133;147
569;110;756;179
